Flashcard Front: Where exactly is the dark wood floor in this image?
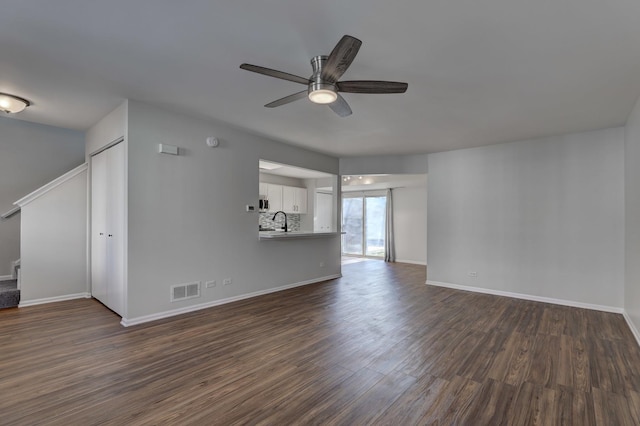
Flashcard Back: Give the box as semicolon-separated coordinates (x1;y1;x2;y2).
1;261;640;425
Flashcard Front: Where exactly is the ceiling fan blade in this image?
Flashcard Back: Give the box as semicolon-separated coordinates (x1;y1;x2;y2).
337;81;408;94
321;35;362;83
240;64;310;85
265;90;308;108
328;94;352;117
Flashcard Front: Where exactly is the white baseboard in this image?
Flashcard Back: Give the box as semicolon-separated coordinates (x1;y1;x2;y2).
425;280;624;314
0;275;13;281
395;259;427;266
623;311;640;349
121;274;342;327
19;292;92;307
11;259;20;279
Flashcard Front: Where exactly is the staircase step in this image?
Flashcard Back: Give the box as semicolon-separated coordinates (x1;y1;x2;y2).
0;280;19;309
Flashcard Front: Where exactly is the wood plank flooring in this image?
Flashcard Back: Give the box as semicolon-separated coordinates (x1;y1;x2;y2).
1;261;639;425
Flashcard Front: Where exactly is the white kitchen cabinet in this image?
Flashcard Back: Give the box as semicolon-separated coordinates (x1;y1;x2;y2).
91;142;125;316
261;183;307;214
266;184;283;212
282;186;295;213
259;182;268;198
314;192;333;231
282;186;307;214
295;187;308;214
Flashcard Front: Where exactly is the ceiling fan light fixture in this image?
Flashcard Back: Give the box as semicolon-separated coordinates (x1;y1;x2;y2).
308;89;337;104
308;81;337;104
0;93;30;114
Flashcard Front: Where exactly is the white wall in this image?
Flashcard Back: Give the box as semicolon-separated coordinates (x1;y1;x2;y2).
625;96;640;336
0;116;85;276
393;185;427;265
19;170;88;302
427;127;625;309
86;101;128;156
125;101;341;319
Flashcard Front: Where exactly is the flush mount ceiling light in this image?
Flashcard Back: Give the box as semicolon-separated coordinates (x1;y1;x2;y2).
0;93;30;114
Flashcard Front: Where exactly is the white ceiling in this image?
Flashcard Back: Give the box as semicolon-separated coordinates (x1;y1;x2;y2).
342;174;427;192
2;0;640;157
259;160;333;179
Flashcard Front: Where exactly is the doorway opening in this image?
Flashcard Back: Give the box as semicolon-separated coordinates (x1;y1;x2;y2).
341;194;387;258
340;173;428;265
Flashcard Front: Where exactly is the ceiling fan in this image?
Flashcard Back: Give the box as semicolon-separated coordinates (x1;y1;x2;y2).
240;35;408;117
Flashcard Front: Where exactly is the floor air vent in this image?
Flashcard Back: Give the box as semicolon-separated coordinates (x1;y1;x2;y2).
171;281;201;302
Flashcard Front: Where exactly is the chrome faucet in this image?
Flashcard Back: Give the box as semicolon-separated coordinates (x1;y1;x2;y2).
272;211;288;232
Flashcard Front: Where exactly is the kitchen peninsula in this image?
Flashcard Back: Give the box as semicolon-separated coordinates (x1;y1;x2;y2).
259;230;343;240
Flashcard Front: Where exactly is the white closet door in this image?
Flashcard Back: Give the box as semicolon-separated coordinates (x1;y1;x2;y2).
90;150;108;305
91;141;125;317
107;142;125;316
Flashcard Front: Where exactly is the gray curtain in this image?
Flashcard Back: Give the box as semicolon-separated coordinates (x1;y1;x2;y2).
385;189;395;262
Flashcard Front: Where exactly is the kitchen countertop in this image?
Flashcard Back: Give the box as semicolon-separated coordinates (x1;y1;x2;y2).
259;231;343;240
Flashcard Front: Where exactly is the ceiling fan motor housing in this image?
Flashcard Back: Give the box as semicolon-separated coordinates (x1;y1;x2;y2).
310;55;328;80
309;56;337;101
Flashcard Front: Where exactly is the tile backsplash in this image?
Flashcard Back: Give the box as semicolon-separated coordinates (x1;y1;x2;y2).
259;213;300;231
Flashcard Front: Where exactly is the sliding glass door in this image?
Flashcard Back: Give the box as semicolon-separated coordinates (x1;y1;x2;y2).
342;195;387;257
342;198;363;254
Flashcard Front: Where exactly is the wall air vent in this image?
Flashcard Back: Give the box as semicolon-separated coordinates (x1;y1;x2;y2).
171;281;201;302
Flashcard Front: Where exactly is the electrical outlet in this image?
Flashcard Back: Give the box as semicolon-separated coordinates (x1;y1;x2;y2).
223;278;232;286
319;261;325;267
206;280;216;288
467;271;478;278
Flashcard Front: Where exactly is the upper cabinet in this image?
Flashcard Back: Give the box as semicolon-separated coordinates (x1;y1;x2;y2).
282;186;307;214
259;183;268;199
266;184;283;213
261;183;307;214
295;187;308;214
